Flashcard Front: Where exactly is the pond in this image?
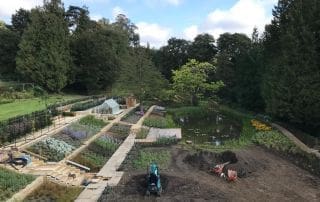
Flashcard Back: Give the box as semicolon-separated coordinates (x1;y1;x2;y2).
176;112;242;145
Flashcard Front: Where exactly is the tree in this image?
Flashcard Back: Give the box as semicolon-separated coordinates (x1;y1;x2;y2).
172;59;224;106
16;0;71;92
153;38;190;80
0;25;19;78
216;33;251;103
262;0;320;135
11;8;31;36
114;47;167;106
113;14;139;47
189;33;217;62
71;23;128;93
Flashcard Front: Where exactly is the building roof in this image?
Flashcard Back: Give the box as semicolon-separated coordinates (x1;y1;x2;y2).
104;99;119;108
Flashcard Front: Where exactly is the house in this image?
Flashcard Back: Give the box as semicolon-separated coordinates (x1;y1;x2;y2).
94;99;123;115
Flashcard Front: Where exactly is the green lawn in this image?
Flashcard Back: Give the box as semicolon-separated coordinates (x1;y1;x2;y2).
0;94;84;121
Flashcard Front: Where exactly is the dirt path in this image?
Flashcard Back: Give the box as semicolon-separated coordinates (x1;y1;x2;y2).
105;145;320;202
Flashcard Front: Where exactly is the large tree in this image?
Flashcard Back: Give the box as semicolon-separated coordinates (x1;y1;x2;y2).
0;25;20;78
153;38;190;80
114;47;167;105
172;59;223;106
262;0;320;135
189;33;217;62
16;0;71;92
216;33;251;103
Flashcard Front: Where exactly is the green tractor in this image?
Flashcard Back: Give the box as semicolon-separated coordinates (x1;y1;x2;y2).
146;163;162;196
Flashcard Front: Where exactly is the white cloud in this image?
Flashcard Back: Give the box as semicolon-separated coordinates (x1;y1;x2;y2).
183;0;277;40
0;0;42;21
144;0;183;7
136;22;171;48
183;25;199;40
112;6;126;19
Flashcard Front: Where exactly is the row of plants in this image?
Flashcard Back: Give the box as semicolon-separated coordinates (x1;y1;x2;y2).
108;123;131;140
24;180;83;202
119;144;172;171
0;109;54;145
0;167;35;201
0;95;105;145
27;116;107;161
143;115;177;128
70;99;105;112
72;135;121;172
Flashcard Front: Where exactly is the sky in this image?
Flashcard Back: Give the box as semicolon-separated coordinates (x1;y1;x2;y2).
0;0;277;48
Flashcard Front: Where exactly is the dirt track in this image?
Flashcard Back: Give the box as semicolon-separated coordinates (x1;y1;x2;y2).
101;145;320;202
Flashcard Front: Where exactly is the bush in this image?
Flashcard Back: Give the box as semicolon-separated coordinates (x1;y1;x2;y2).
70;99;104;112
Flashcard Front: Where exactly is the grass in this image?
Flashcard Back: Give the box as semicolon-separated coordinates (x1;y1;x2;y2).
143;115;177;128
24;180;83;202
133;149;171;170
0;167;35;201
0;94;84;121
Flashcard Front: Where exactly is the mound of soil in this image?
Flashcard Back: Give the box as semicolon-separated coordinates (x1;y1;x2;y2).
184;150;265;178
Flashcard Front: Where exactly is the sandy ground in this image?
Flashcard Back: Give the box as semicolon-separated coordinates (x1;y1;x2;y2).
100;145;320;202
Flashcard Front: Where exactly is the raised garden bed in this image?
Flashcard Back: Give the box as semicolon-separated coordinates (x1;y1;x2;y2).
108;123;131;140
24;180;83;201
143;114;177;128
0;167;35;201
72;135;122;172
26;116;107;162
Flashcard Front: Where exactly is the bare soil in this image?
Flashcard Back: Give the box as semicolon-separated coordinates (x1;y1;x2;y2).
101;145;320;202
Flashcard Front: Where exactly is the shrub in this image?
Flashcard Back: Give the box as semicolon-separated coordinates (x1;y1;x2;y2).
70;99;104;112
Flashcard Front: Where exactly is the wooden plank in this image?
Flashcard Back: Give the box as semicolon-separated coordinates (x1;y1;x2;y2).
21;149;48;161
65;160;90;171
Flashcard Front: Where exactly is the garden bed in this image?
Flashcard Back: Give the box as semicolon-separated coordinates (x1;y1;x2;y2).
121;107;143;124
26;115;107;162
0;167;35;201
108;123;131;140
71;134;122;172
24;180;83;201
143;114;177;128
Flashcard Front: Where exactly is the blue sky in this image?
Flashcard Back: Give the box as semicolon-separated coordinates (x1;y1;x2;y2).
0;0;277;48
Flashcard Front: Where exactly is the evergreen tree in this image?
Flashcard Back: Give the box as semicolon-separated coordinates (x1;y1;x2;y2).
263;0;320;134
16;0;71;92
